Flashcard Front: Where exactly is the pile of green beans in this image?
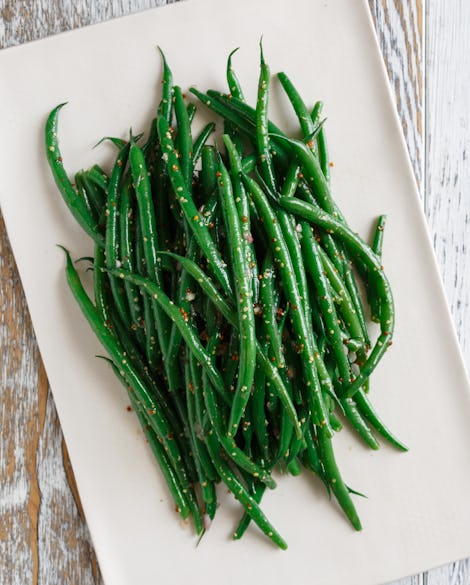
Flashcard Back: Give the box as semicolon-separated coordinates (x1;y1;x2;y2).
46;45;406;550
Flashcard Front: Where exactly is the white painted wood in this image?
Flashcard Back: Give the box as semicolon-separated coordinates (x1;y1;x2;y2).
368;0;424;192
374;0;470;584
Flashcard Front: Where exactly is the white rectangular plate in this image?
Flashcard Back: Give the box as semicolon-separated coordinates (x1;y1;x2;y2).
1;0;470;583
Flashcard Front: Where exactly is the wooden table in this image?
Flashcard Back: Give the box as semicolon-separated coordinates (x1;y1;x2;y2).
1;1;468;583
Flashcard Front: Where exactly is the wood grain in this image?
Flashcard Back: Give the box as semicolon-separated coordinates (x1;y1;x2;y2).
369;1;470;584
0;1;468;584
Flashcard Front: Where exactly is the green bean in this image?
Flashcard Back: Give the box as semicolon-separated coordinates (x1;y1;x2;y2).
74;171;96;222
251;346;270;461
192;123;216;165
45;105;104;245
216;157;257;437
316;426;362;531
255;42;277;194
259;256;286;372
164;195;219;386
204;426;285;549
222;330;239;391
85;164;109;192
243;174;333;436
135;218;160;371
157;115;233;297
174;86;193;190
344;267;371;348
200;146;217;201
302;426;324;478
187;103;197;125
93;244;111;325
130;140;174;371
273;133;336;216
233;482;266;540
317;246;364;342
317;123;330;182
223;135;259;304
184;351;216;502
164;235;197;392
119;178;146;349
300;223;351;389
340;396;379;450
201;372;276;489
369;215;387;322
157;47;173;124
277;135;371;346
105;143;132;329
310;101;323;129
277;72;317;149
108;312;184;439
354;390;407;451
81;171;107;223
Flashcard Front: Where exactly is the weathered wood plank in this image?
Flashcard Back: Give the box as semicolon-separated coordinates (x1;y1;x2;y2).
1;1;467;584
0;210;41;584
426;0;470;366
368;0;424;192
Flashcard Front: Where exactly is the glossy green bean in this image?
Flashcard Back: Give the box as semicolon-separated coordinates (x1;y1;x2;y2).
157;47;173;124
277;72;316;149
226;47;245;101
233;482;266;540
157;115;233;297
279;196;395;398
135;218;160;371
256;43;277;194
201;371;276;489
105;144;132;328
192;123;216;165
184;351;216;501
130;140;172;358
369;215;387;322
354;390;407;451
243;174;333;436
74;171;96;222
200;146;217;200
45;105;104;245
174;86;193;190
205;91;287;151
316;426;362;531
204;427;285;549
300;222;351;388
223;135;259;304
317;246;364;342
251;349;270;461
216;157;257;437
119;177;146;349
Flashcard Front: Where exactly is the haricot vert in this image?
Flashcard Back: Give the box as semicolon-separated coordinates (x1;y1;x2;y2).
46;44;405;551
